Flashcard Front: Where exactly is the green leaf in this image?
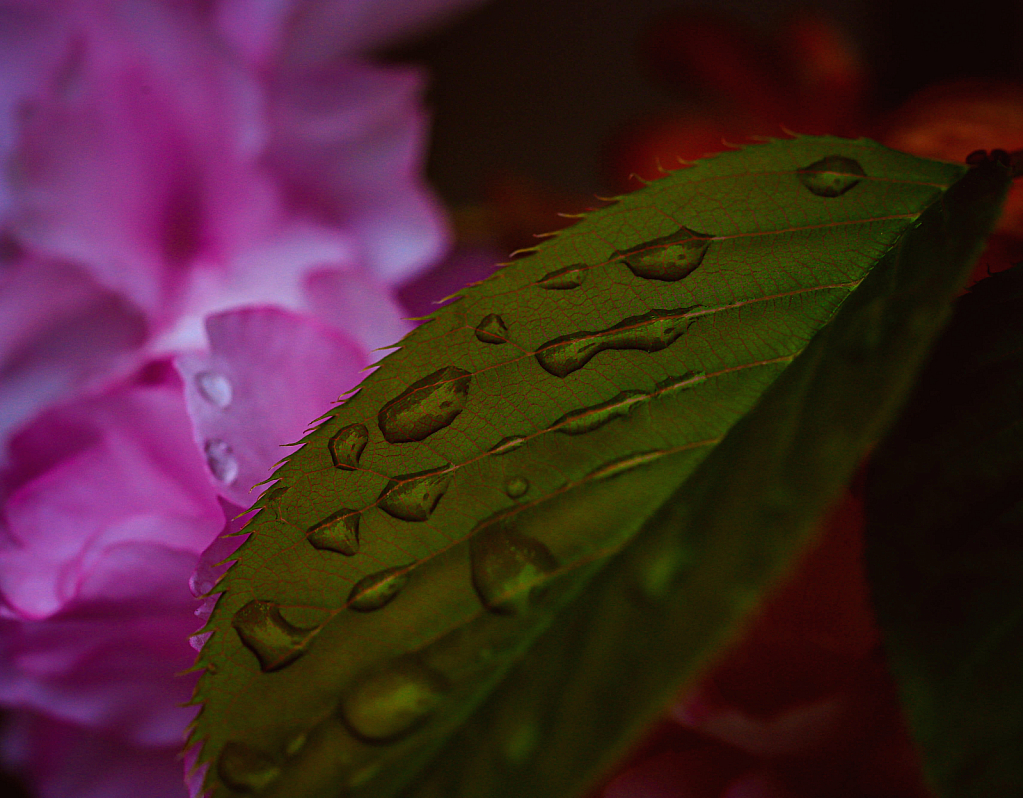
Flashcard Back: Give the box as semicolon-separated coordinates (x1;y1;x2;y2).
864;262;1023;798
185;136;1009;798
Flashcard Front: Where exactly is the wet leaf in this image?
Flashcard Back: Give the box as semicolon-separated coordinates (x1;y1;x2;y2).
865;262;1023;798
185;137;1010;798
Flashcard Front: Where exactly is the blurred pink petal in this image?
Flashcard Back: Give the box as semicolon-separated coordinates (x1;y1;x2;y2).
0;365;223;620
267;60;450;282
396;244;505;318
303;267;412;352
174;307;367;507
0;256;147;457
8;0;278;326
3;713;188;798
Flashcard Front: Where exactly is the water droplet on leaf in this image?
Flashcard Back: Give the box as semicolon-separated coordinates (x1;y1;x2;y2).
339;659;448;742
196;370;233;408
231;600;319;672
470;518;559;615
263;486;289;523
378;366;471;443
378;467;453;522
798;155;865;197
204;439;239;485
616;226;712;281
537;264;587;289
536;306;698;378
307;509;361;555
217;740;280;792
348;564;413;611
328;423;369;470
588;451;667;481
474;314;510;344
489;435;528;455
554;390;648;434
504;476;529;498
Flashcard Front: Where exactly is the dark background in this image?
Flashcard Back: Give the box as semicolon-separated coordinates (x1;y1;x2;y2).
387;0;1023;203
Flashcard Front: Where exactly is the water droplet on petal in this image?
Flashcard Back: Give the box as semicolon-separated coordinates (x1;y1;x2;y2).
348;564;413;611
537;264;587;289
474;314;510;344
231;600;319;672
196;370;233;408
307;509;361;555
218;740;280;792
616;226;712;281
378;366;471;443
536;306;698;378
204;439;239;485
554;390;647;435
470;517;559;615
504;476;530;498
378;467;453;522
798;155;866;197
340;659;448;742
328;423;369;470
489;435;528;455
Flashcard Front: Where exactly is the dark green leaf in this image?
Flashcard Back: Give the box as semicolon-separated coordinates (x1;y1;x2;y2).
185;137;1009;798
865;260;1023;798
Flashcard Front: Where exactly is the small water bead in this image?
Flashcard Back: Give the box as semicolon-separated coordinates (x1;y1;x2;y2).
327;423;369;470
470;518;559;615
262;486;289;522
615;225;712;281
347;564;414;611
588;450;667;482
339;658;448;742
196;370;233;408
655;370;705;396
537;263;587;289
231;600;320;672
474;314;510;344
797;155;866;197
504;476;529;498
307;509;361;555
535;306;699;378
204;438;239;484
378;366;471;443
217;740;280;792
377;467;453;522
554;389;648;435
489;435;528;455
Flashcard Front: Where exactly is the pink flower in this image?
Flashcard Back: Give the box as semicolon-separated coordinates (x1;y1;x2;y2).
0;1;481;796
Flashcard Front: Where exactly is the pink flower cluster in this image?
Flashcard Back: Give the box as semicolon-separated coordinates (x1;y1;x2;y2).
0;1;479;796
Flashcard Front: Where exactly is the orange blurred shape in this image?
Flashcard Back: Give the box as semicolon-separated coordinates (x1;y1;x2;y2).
878;80;1023;236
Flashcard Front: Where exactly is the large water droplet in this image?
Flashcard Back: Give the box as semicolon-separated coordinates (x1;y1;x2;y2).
378;366;471;443
348;564;413;611
554;389;648;435
307;509;361;555
217;740;280;792
797;155;866;197
378;467;453;522
470;518;559;615
489;435;528;455
537;264;587;289
196;370;233;408
339;659;448;742
204;439;239;485
616;226;712;281
504;476;529;498
231;600;319;672
535;306;698;378
328;423;369;470
474;314;510;344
